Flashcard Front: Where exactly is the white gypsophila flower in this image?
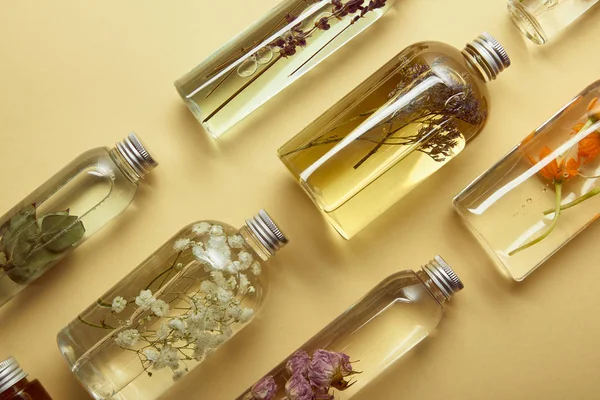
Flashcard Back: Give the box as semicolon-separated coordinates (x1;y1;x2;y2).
154;346;180;370
226;276;237;290
111;296;127;313
173;369;186;381
206;247;232;270
251;262;261;276
238;274;250;292
221;325;233;339
155;323;170;340
189;309;206;324
173;238;191;251
208;235;227;249
216;287;233;304
210;270;227;288
169;318;186;333
238;251;254;269
226;305;241;320
239;308;254;323
209;225;225;236
115;329;140;348
192;222;212;236
200;280;218;295
195;332;214;349
135;289;156;310
143;348;159;363
248;286;256;294
151;299;170;317
192;244;207;261
224;262;238;274
227;235;245;249
193;346;206;362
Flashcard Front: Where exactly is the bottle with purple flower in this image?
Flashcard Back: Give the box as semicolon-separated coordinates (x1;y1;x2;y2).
237;256;463;400
175;0;395;138
278;33;511;239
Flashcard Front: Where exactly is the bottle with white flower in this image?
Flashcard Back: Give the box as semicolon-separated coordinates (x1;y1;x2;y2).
57;210;288;400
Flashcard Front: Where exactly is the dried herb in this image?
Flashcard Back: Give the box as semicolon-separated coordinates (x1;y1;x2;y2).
0;205;85;284
282;57;485;168
203;0;389;123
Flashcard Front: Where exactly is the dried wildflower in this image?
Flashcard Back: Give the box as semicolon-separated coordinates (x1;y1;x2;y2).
248;376;278;400
111;296;127;313
286;350;311;376
285;372;313;400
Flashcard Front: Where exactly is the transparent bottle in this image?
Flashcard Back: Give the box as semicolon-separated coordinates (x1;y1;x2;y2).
454;81;600;281
0;357;52;400
174;0;395;138
277;33;511;239
237;255;463;400
57;210;288;400
508;0;599;45
0;133;157;307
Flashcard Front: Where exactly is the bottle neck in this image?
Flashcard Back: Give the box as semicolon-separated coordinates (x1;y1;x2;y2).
461;33;511;83
109;133;158;184
417;256;464;305
240;210;288;261
0;357;27;396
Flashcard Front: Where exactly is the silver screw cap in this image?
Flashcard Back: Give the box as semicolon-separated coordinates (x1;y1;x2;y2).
0;357;27;394
463;32;511;82
116;133;159;180
245;210;289;257
422;256;464;301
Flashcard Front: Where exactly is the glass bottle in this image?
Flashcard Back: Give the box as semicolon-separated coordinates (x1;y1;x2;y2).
237;255;463;400
277;33;511;239
508;0;599;45
0;357;52;400
174;0;395;138
57;210;288;400
454;81;600;281
0;134;158;307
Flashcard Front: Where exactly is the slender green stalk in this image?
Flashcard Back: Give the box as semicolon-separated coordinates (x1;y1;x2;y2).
543;187;600;215
510;182;562;256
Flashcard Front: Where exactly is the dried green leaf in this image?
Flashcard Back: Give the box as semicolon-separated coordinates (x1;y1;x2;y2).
0;252;6;266
0;205;37;253
5;247;64;285
40;213;85;252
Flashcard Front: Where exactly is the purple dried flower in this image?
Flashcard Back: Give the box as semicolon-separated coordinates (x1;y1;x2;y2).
308;349;353;389
286;350;311;377
250;376;278;400
315;17;331;30
285;372;313;400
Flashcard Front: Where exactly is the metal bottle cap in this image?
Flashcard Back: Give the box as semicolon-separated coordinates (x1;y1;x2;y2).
422;256;464;301
245;210;289;257
116;133;159;180
0;357;27;394
462;32;511;82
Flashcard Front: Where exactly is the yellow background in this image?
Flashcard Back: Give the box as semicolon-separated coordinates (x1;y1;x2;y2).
0;0;599;399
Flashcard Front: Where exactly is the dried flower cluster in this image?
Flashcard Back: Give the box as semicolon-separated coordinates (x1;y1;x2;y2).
244;349;358;400
80;222;261;381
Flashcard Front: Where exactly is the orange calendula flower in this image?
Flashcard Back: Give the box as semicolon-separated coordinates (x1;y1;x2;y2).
578;132;600;164
527;145;579;182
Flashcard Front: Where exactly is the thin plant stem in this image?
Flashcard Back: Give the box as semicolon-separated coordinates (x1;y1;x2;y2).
510;182;562;256
288;22;353;77
202;54;284;123
77;315;116;330
543;186;600;215
145;251;183;291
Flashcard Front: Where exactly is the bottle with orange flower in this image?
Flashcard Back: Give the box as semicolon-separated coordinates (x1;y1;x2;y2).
454;81;600;281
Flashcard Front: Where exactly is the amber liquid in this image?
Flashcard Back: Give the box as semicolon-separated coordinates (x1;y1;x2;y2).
236;270;444;400
0;379;53;400
279;43;488;238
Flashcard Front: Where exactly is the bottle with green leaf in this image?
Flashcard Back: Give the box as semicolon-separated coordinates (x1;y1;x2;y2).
0;133;158;307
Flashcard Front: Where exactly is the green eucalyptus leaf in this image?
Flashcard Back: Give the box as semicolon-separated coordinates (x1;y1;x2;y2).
40;213;85;252
0;205;38;254
0;252;6;267
5;247;64;285
11;240;34;267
